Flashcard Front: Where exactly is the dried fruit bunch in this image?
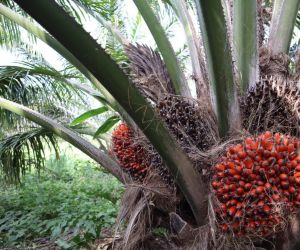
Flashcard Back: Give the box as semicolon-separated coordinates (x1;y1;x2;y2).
212;131;300;237
112;123;148;180
240;78;300;136
157;95;217;152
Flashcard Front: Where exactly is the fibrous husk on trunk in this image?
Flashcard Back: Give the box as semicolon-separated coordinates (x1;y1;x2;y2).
257;0;265;47
257;0;272;47
154;94;218;179
114;172;178;250
259;47;290;79
294;50;300;81
111;92;219;185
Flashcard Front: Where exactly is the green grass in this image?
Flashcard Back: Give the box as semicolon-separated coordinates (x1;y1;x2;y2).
0;153;124;249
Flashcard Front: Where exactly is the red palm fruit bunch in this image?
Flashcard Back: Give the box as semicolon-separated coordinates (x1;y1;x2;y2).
211;131;300;238
112;123;148;180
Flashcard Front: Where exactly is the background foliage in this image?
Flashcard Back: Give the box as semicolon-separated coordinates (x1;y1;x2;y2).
0;148;124;249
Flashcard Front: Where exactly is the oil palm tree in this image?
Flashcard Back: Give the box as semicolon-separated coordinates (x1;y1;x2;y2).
1;0;300;249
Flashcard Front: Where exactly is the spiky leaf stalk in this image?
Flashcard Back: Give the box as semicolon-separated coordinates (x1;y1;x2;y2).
170;0;209;102
195;0;239;137
132;0;191;97
233;0;258;93
0;97;129;183
12;0;208;225
269;0;300;54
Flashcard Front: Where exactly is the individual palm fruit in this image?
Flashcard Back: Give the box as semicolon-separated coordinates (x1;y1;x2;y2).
240;78;300;136
112;123;147;180
212;131;300;238
157;94;217;152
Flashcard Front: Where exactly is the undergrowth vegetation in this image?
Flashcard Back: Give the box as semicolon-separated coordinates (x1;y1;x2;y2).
0;152;124;249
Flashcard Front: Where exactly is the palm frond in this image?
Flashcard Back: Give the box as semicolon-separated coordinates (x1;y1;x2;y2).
169;0;209;102
0;2;37;48
0;12;21;47
0;59;85;98
70;0;129;46
0;64;75;105
0;3;121;112
195;0;238;137
0;127;59;184
0;60;88;126
296;11;300;34
57;0;125;30
56;0;86;24
233;0;258;93
64;0;120;21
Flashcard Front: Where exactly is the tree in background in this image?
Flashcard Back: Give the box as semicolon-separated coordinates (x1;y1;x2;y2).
1;0;300;249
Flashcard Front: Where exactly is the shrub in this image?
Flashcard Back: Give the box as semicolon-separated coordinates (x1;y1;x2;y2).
0;154;124;248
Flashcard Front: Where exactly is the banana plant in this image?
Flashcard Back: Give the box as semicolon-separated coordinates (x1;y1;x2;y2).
1;0;300;248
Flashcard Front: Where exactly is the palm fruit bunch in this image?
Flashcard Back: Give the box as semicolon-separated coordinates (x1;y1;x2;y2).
112;122;174;185
111;95;217;183
112;123;148;180
157;94;217;153
125;43;217;180
240;78;300;136
126;44;217;153
211;131;300;237
143;142;175;186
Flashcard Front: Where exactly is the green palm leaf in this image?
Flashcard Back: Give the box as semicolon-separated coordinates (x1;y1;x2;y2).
0;127;59;184
70;0;129;46
0;0;37;48
93;115;120;138
0;3;119;111
70;107;109;126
